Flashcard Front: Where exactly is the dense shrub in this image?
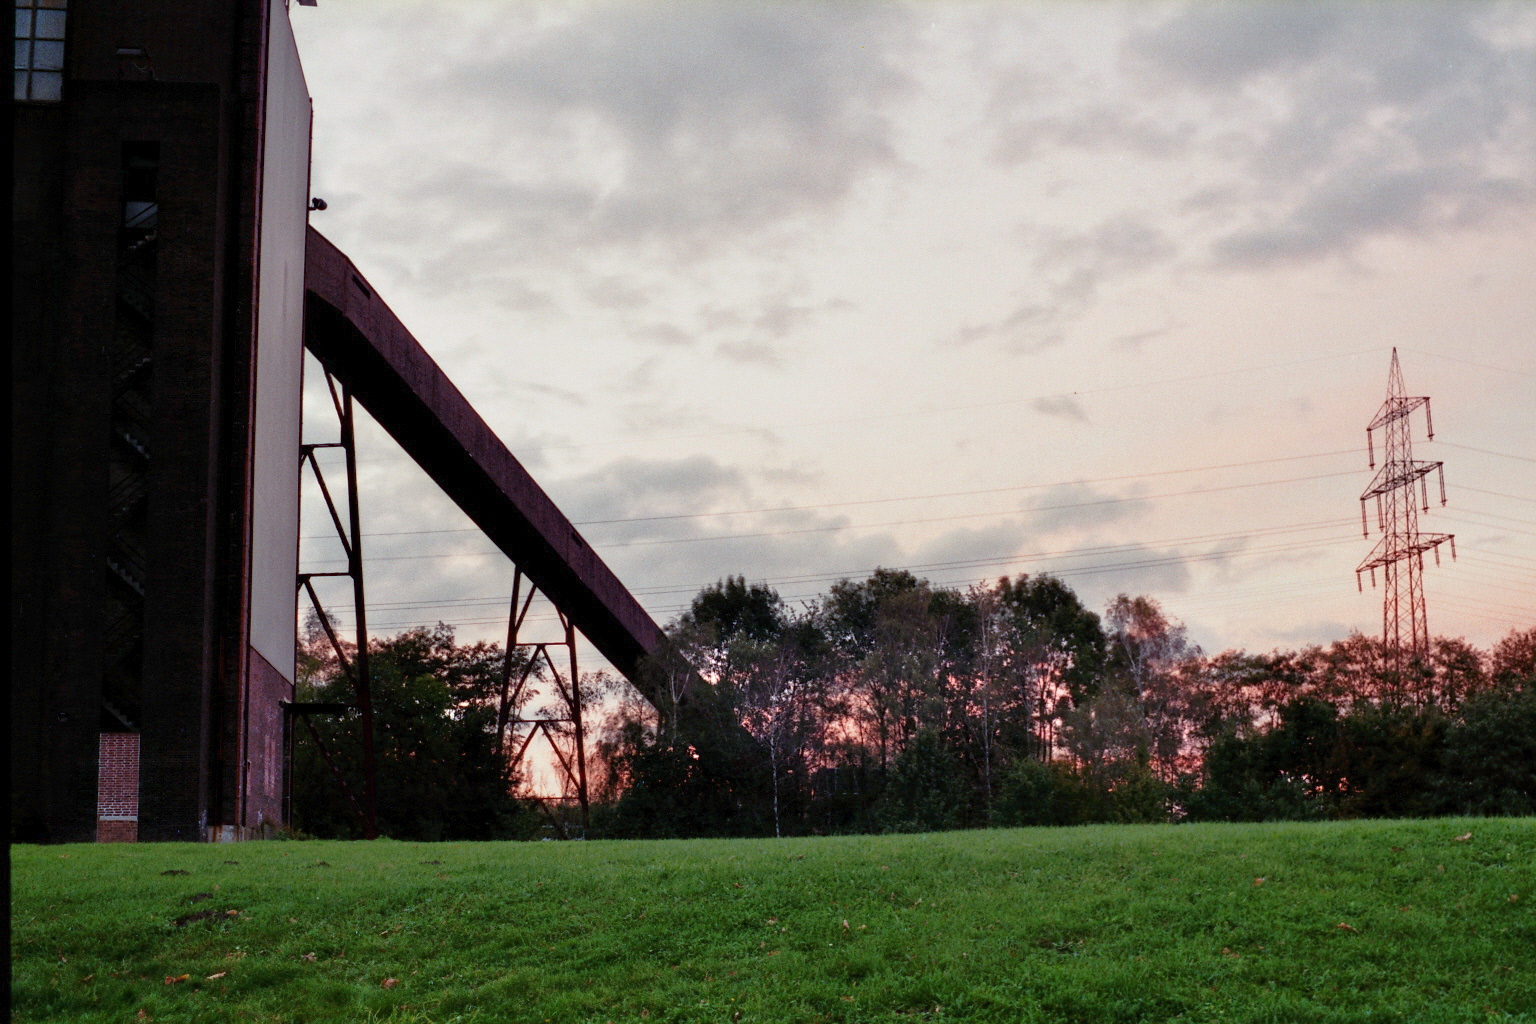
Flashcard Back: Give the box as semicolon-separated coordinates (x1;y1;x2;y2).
1181;729;1324;822
873;729;970;832
995;759;1084;826
1437;687;1536;815
293;625;531;841
994;757;1169;826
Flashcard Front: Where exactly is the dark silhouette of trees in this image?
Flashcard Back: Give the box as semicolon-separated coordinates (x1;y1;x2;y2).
289;582;1534;840
598;573;1532;837
292;623;530;840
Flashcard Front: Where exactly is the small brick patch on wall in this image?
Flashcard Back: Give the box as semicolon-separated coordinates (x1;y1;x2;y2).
97;732;140;843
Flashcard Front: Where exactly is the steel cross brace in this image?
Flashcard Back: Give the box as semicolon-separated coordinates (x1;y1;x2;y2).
498;568;591;832
295;370;379;839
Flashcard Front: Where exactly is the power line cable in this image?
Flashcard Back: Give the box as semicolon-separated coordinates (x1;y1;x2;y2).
1399;347;1536;378
1459;486;1536;505
1439;513;1536;539
318;351;1386;462
1434;442;1536;464
302;447;1367;541
306;471;1363;560
319;520;1366;618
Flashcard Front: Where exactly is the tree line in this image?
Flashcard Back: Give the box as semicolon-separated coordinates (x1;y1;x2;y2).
291;573;1536;840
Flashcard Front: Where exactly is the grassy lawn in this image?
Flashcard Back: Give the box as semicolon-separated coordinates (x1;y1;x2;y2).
10;818;1535;1023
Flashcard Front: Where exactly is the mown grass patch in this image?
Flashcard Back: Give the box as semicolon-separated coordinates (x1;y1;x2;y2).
11;818;1535;1023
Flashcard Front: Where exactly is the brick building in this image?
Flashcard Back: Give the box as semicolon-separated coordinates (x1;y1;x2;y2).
12;0;687;844
12;0;312;842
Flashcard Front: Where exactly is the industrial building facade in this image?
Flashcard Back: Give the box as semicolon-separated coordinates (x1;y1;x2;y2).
12;0;311;842
13;0;681;844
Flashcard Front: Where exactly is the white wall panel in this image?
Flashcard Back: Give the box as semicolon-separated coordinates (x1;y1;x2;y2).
249;0;311;682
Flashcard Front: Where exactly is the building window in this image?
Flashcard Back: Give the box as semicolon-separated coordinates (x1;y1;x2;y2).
14;0;67;103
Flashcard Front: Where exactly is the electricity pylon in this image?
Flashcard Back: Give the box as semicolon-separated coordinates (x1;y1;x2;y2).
1356;349;1454;672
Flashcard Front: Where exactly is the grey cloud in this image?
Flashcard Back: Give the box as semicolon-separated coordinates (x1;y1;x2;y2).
1031;395;1089;424
635;323;695;348
488;280;558;313
622;356;663;393
951;215;1175;352
1113;326;1172;351
300;450;523;635
754;297;820;340
950;301;1060;353
404;247;554;307
505;380;589;409
310;465;1179;647
623;519;1202;629
701;293;838;366
1126;4;1343;88
903;534;1198;614
1034;216;1177;300
1046;216;1175;270
1181;184;1243;214
420;164;598;220
608;394;780;446
716;341;784;368
1056;543;1195;602
586;276;653;310
1213;162;1530;267
1023;483;1152;536
906;521;1034;576
365;166;598;296
625;529;905;626
428;3;916;253
306;3;917;310
756;465;823;490
460;6;902;143
579;500;908;624
554;454;751;530
993;104;1196;164
668;293;837;365
1265;619;1358;646
702;305;748;332
402;164;600;251
1127;3;1536;265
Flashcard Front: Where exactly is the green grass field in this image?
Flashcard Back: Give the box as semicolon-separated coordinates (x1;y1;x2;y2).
10;819;1535;1023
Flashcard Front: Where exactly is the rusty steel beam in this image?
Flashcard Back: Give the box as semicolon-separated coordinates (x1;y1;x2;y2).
302;227;667;697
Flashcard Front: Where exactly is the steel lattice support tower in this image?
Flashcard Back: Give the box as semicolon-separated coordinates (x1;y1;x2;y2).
1356;349;1455;672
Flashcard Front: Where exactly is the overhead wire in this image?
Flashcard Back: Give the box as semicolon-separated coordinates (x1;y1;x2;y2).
1458;486;1536;505
322;349;1386;462
1441;508;1536;529
298;341;1532;644
1434;442;1536;464
302;446;1367;541
347;527;1534;637
1399;348;1536;378
317;520;1535;627
304;469;1365;563
312;515;1361;614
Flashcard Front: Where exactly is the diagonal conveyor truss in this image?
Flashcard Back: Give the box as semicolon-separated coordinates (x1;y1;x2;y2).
302;226;668;698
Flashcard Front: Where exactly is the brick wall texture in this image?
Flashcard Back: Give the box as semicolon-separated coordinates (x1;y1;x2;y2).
96;732;140;842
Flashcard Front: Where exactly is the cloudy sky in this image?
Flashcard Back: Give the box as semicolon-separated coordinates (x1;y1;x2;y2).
290;0;1535;672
